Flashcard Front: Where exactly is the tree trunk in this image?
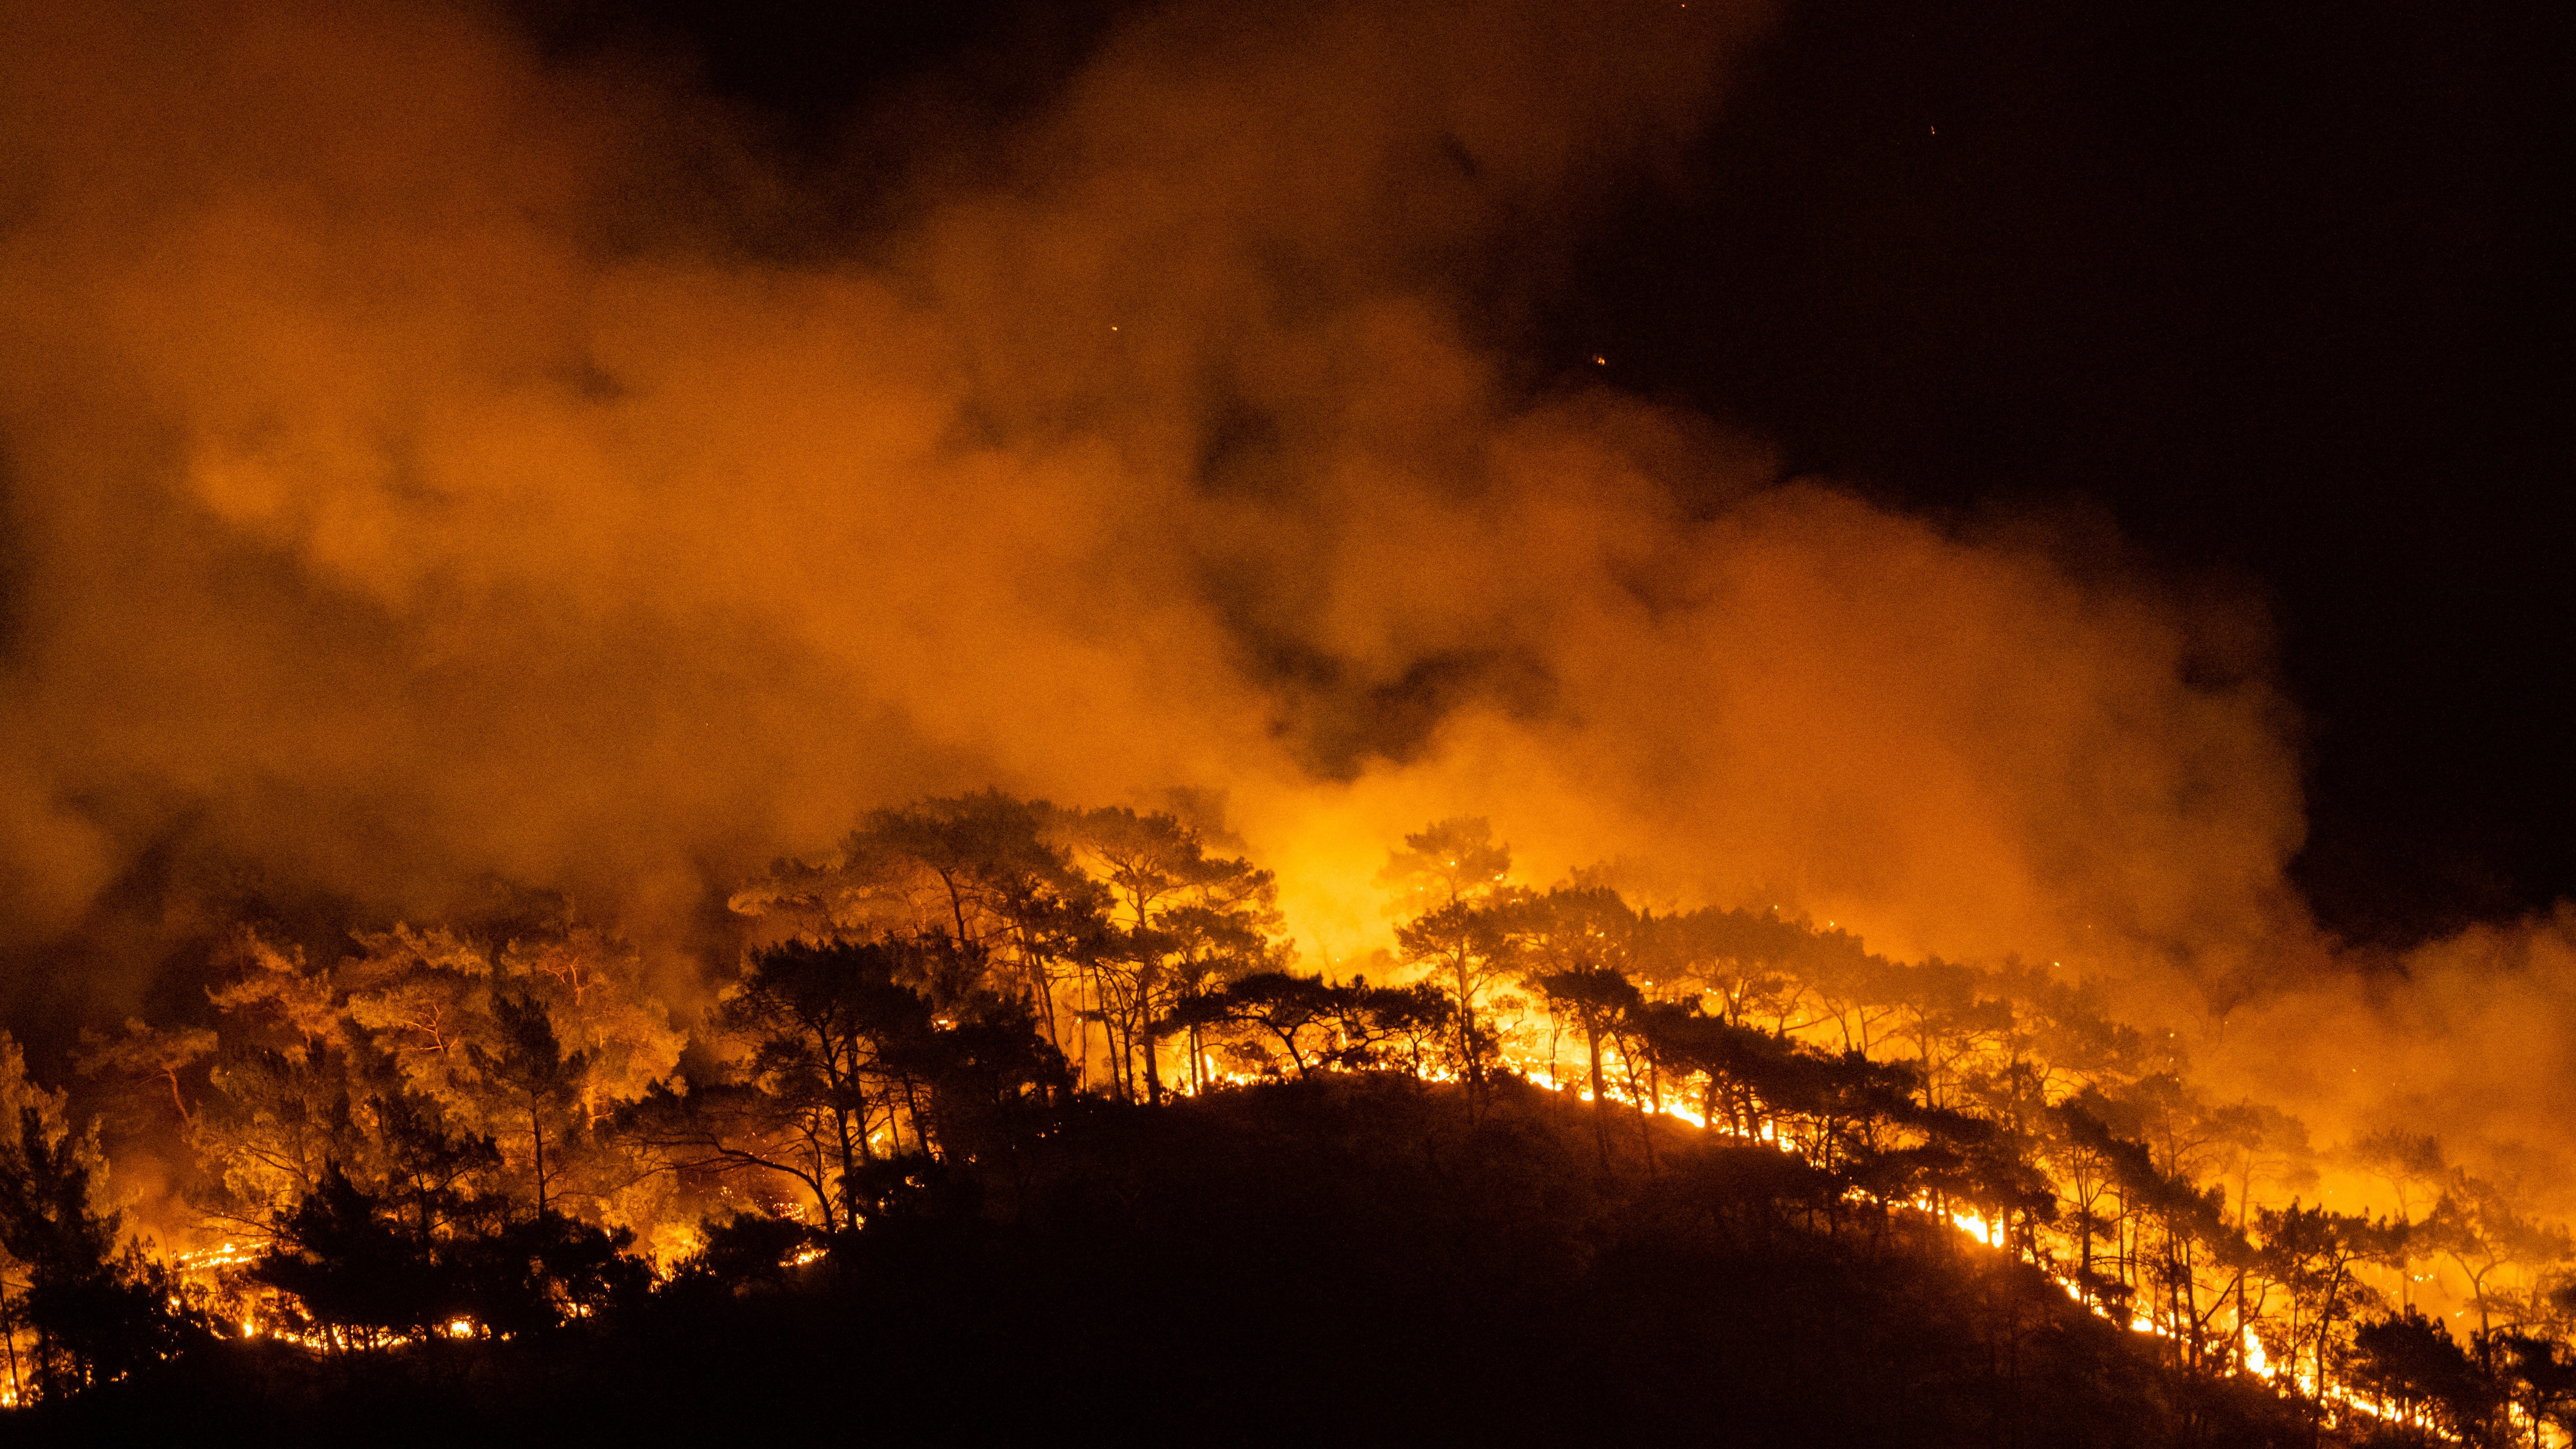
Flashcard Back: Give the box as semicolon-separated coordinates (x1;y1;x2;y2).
3;1280;20;1406
1117;1001;1138;1101
832;1107;863;1232
1023;929;1060;1049
2075;1190;2093;1299
1455;952;1480;1093
942;871;971;944
1585;1022;1610;1170
2234;1272;2249;1375
1077;964;1096;1092
2310;1268;2346;1449
1618;1042;1657;1170
901;1075;930;1156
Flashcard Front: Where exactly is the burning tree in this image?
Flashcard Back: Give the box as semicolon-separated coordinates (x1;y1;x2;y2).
0;1040;209;1403
1382;818;1522;1093
733;792;1112;1056
1158;971;1455;1084
10;792;2575;1438
188;918;683;1247
622;933;1064;1236
1061;805;1284;1105
2253;1202;2407;1420
463;994;589;1220
1528;956;1646;1168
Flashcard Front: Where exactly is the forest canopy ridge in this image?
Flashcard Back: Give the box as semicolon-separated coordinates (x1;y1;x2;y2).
0;793;2567;1446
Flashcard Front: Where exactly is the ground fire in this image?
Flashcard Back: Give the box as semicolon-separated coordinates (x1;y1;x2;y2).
0;0;2562;1443
3;798;2570;1443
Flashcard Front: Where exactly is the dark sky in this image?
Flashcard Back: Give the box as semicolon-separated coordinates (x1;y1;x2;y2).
1566;0;2573;949
531;0;2570;949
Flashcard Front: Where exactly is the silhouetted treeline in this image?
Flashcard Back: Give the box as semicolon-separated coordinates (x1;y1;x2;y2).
3;794;2573;1445
14;1075;2320;1447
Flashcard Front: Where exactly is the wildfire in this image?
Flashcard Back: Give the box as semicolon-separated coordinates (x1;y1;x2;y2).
0;800;2551;1444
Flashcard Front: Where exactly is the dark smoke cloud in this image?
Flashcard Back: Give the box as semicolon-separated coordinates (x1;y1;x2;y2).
0;0;2320;1052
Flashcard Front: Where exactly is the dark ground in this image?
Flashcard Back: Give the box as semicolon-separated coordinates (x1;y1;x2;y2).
20;1076;2307;1447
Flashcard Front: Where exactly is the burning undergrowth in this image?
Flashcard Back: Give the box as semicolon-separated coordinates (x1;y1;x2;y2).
0;801;2566;1445
0;0;2569;1441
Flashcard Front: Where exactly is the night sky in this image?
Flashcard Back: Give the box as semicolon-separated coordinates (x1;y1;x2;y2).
1569;0;2573;949
549;0;2570;948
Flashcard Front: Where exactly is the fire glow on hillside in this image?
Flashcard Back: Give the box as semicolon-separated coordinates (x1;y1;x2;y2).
0;0;2571;1442
3;800;2569;1442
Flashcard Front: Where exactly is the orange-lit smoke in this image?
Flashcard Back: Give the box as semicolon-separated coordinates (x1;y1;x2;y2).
2210;908;2576;1216
0;0;2310;1036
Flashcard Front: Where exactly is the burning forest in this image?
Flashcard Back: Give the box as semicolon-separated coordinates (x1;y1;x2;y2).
3;799;2572;1443
0;0;2567;1443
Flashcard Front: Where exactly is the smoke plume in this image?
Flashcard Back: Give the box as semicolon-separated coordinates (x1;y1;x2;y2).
0;0;2316;1048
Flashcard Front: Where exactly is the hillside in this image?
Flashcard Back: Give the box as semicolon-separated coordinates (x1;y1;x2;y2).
20;1074;2307;1447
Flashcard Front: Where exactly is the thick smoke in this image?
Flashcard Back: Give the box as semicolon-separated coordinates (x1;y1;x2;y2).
0;0;2314;1045
2207;909;2576;1216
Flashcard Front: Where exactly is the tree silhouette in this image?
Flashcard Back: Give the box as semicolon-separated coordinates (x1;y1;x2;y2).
2428;1171;2570;1348
71;1018;218;1130
1881;958;2012;1111
369;1087;502;1248
1334;981;1454;1078
2349;1309;2487;1442
795;794;1108;1046
2256;1201;2407;1432
1381;819;1520;1095
1065;806;1281;1105
1658;906;1816;1032
615;1077;844;1233
252;1161;437;1349
2350;1127;2446;1309
465;993;592;1220
681;935;1065;1230
713;940;923;1232
0;1107;207;1398
2494;1329;2576;1448
1530;962;1644;1170
1160;972;1456;1085
1176;972;1337;1078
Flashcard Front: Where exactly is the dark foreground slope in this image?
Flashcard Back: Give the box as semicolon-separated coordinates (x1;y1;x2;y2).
20;1075;2303;1447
